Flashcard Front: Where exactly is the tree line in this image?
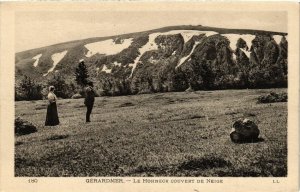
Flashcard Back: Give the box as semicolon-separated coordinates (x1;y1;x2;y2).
15;61;91;100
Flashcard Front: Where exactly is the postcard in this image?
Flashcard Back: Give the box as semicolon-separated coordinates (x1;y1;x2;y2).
0;2;299;192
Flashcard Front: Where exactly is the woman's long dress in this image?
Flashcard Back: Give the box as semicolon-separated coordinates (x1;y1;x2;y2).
45;92;59;126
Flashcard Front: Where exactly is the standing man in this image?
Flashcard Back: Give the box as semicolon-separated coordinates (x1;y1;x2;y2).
84;82;95;122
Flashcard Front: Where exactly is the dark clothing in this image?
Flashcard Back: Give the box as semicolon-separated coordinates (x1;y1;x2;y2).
84;86;95;122
45;102;60;126
86;105;93;122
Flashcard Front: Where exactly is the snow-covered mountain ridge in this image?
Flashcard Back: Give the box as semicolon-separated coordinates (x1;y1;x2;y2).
16;25;288;96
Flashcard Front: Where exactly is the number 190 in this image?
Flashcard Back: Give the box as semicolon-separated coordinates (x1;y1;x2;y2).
28;179;38;183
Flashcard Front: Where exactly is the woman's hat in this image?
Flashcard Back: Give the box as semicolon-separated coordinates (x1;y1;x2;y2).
49;86;55;91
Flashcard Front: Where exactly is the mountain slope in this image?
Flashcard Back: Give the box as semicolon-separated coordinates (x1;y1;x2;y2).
15;25;288;97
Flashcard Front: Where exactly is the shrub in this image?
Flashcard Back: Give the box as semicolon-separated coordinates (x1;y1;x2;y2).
15;117;37;136
15;76;43;101
257;92;287;103
47;74;77;99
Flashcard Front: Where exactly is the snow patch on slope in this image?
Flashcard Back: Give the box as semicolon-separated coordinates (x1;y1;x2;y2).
32;54;42;67
176;41;200;68
85;38;133;57
232;53;236;60
170;30;218;43
273;35;282;45
128;30;218;77
101;65;112;73
148;56;158;64
222;34;255;51
43;50;68;76
113;61;122;67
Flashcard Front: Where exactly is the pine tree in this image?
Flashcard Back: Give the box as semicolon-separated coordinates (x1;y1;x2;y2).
75;60;89;87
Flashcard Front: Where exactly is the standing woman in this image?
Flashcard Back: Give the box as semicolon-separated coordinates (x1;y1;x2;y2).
45;86;60;126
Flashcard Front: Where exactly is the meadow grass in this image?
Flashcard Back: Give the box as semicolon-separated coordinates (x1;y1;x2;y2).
15;88;287;177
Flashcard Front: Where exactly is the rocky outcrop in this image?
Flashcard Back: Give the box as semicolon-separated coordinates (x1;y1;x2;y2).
257;92;287;103
71;93;83;99
15;117;37;136
230;119;260;143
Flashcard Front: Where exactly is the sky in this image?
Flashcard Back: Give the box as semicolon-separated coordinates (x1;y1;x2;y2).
15;11;287;52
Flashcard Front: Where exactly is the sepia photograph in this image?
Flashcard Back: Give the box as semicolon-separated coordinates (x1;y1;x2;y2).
0;2;299;192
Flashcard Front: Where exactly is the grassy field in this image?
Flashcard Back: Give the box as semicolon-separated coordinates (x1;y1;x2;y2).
15;88;287;177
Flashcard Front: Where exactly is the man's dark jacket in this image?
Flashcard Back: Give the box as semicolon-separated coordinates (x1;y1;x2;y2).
84;87;95;106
